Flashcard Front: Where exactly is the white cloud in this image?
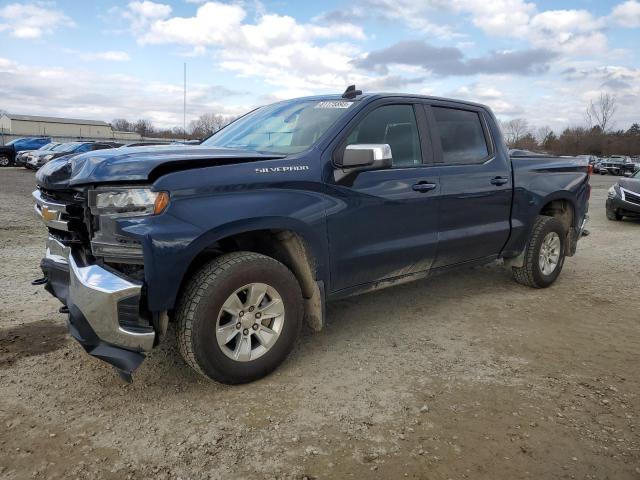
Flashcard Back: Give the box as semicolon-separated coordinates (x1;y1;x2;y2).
528;9;607;53
136;2;245;45
0;57;248;128
79;51;131;62
123;0;172;32
611;0;640;27
122;1;366;90
129;1;365;46
444;0;609;53
350;0;612;55
449;82;524;116
0;2;74;39
446;0;535;36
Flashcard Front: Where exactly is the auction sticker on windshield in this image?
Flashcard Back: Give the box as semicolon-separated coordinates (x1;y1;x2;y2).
315;101;353;109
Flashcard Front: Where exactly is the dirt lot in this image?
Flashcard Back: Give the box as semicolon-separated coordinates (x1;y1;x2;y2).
0;167;638;479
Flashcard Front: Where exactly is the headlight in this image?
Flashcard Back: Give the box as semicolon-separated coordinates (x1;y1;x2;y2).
90;188;169;217
608;185;618;198
88;188;169;262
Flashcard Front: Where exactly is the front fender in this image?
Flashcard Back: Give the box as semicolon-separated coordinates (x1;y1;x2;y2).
120;189;332;312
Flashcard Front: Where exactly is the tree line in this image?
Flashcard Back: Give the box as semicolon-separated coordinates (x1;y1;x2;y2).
111;113;237;140
502;93;640;157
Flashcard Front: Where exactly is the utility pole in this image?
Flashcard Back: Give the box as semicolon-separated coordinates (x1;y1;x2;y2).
183;62;187;142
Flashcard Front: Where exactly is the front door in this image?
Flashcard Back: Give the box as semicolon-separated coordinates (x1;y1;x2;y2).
326;101;441;292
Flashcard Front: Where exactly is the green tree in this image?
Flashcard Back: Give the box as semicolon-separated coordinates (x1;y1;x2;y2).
627;123;640;136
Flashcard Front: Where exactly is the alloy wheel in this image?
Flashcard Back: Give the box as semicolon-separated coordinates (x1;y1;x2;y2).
539;232;561;276
216;283;285;362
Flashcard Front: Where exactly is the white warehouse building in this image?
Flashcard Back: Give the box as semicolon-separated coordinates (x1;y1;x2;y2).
0;113;115;138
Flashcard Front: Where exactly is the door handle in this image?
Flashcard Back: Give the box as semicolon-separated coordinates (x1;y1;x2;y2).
490;176;509;186
412;182;437;192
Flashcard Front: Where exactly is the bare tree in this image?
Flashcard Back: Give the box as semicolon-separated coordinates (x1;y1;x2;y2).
133;119;155;137
111;118;133;132
585;92;617;132
189;113;229;138
501;118;530;147
534;126;552;144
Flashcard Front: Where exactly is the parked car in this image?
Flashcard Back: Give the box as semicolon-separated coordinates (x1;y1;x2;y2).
119;142;169;148
625;158;640;176
14;142;60;167
576;154;598;165
593;158;604;173
0;137;51;166
606;169;640;220
26;141;116;170
600;156;634;176
33;89;590;383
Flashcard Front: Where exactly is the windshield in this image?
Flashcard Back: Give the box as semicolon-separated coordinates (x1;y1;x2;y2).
39;142;57;150
202;99;356;155
56;142;83;153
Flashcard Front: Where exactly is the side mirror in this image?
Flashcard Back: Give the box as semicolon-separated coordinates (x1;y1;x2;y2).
340;144;393;169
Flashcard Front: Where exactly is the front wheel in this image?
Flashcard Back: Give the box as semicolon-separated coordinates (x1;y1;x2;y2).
606;208;623;221
0;155;10;167
176;252;303;384
512;216;566;288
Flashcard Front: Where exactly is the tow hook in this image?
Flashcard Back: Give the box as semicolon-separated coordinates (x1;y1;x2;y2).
31;277;48;286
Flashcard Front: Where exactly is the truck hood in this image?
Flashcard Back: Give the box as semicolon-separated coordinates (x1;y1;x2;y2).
36;145;286;190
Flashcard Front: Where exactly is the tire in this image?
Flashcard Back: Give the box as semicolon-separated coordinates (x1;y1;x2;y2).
512;215;566;288
0;155;9;167
176;252;303;384
606;208;623;221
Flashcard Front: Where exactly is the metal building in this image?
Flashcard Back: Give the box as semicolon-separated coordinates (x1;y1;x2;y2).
0;113;114;138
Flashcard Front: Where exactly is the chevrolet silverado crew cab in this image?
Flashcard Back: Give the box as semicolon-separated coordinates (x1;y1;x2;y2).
33;88;590;383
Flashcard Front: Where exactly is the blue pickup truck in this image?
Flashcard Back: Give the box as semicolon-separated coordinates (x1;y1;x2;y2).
33;89;590;383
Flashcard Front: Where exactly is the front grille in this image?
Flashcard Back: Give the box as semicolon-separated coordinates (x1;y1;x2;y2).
623;189;640;205
38;188;90;245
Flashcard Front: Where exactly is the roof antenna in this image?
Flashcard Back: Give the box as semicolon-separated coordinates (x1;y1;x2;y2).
342;85;362;99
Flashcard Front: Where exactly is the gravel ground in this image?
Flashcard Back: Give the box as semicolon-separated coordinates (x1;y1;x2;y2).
0;167;639;480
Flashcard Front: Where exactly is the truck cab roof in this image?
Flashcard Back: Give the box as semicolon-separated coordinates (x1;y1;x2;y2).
287;92;491;111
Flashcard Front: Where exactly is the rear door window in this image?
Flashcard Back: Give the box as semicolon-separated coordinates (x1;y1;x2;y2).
432;107;490;164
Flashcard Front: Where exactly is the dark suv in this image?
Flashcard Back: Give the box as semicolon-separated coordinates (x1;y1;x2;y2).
0;137;51;166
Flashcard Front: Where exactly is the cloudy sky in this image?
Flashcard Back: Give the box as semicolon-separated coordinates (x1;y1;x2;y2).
1;0;639;132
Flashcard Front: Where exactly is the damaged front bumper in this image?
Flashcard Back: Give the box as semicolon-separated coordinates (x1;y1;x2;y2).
40;235;155;375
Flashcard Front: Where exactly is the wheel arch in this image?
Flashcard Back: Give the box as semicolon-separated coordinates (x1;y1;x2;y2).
175;218;326;331
538;196;575;233
505;193;578;268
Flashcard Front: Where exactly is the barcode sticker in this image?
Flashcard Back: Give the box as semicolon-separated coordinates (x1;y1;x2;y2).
315;101;353;109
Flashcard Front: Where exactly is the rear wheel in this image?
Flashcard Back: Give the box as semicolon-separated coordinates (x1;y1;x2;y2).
176;252;303;384
512;216;566;288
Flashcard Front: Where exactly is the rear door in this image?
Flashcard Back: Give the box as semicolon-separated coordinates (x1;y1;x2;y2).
326;99;441;292
423;102;512;268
